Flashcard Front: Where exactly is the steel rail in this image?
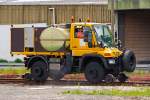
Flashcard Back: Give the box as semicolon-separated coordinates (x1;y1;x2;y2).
0;63;150;70
0;79;149;86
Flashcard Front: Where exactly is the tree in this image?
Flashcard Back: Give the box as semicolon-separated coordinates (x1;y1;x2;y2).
14;58;23;63
0;59;8;63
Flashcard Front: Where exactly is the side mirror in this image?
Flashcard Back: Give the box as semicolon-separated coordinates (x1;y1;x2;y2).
114;32;118;43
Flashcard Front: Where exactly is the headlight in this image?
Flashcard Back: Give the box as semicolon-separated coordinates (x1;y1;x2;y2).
108;59;115;64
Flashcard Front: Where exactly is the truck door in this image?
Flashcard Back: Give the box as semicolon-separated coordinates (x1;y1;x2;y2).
71;25;96;56
72;25;93;49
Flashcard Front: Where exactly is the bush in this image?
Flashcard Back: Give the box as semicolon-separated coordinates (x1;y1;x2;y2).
0;59;8;63
14;58;23;63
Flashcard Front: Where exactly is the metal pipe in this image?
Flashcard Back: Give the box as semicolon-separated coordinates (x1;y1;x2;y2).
49;8;56;25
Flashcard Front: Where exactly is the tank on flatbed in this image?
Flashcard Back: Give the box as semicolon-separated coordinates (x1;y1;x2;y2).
40;27;70;51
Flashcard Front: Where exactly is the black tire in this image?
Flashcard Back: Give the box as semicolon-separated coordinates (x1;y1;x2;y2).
31;61;48;82
122;50;136;72
84;62;105;83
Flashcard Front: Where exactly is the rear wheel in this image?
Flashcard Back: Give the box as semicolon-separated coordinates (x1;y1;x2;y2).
31;61;48;82
84;62;105;83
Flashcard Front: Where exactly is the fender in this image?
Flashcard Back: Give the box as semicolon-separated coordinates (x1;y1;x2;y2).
26;56;48;69
79;53;109;71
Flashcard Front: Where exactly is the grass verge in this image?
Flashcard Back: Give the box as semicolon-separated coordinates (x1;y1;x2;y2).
126;69;150;77
62;87;150;97
0;67;29;75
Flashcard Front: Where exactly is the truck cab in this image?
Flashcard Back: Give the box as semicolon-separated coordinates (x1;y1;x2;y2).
70;23;122;58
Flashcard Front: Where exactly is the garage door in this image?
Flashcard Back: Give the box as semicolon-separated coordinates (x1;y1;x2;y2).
124;10;150;62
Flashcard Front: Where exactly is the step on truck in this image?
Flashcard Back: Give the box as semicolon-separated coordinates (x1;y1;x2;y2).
10;21;136;83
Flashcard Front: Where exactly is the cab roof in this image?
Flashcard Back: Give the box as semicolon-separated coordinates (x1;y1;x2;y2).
72;22;111;26
52;22;111;29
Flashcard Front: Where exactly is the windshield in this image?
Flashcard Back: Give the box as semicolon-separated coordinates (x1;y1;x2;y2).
93;24;113;47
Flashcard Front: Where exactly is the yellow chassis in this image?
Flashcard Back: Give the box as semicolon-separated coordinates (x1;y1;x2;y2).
11;52;65;58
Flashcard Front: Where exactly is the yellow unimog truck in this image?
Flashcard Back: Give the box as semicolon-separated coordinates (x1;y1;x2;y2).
10;22;136;83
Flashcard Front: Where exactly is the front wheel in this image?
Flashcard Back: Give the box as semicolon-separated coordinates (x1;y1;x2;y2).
31;61;49;82
84;62;105;84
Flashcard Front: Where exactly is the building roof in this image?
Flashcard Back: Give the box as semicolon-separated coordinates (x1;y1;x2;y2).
0;0;108;5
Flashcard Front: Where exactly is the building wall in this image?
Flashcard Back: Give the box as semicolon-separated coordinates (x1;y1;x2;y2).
109;0;150;10
0;5;111;25
118;10;150;63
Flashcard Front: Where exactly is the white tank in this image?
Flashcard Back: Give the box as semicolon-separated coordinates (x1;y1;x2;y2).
40;27;70;51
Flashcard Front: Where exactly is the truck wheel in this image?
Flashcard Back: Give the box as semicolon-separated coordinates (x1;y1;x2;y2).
122;50;136;72
31;61;48;82
84;62;105;83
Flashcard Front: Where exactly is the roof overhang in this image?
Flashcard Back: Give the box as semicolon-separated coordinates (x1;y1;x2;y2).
0;0;108;5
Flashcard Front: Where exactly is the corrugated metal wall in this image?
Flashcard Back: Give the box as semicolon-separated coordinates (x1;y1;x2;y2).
0;5;111;24
117;10;150;62
112;0;150;10
124;10;150;62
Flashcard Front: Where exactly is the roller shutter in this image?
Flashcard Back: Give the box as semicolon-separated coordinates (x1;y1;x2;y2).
124;10;150;62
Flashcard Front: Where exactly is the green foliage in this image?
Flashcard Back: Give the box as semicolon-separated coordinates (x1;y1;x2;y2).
0;58;23;63
63;87;150;97
0;59;8;63
14;58;23;63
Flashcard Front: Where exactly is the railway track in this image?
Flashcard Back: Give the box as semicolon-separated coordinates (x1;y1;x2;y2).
0;78;149;86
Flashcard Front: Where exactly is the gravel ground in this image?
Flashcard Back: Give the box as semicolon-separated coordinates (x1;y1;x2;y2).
0;84;149;100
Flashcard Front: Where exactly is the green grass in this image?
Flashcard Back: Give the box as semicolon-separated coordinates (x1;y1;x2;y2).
0;67;30;75
62;87;150;97
126;69;150;77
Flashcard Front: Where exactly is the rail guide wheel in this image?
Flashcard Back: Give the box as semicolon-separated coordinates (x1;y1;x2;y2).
117;73;128;83
105;74;116;83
